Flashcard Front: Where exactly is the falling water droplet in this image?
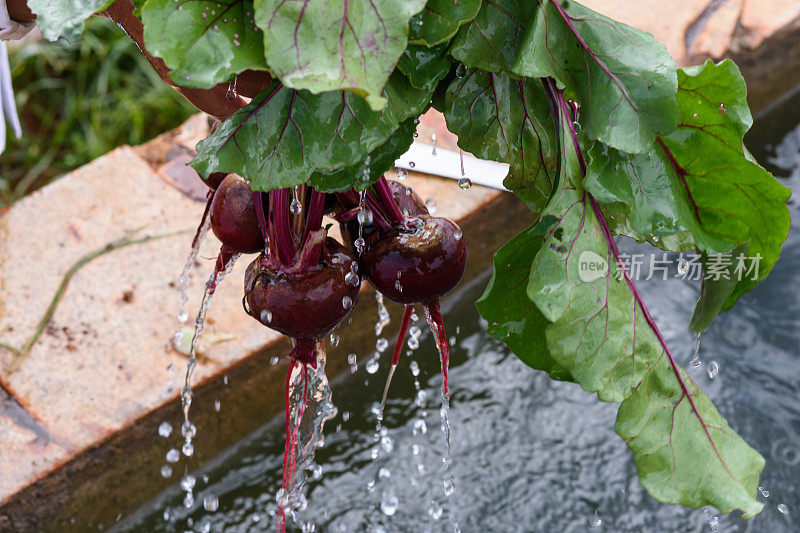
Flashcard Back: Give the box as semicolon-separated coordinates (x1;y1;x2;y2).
203;494;219;512
166;449;180;463
158;421;173;438
345;271;359;286
413;419;428;435
160;465;173;478
214;399;221;412
366;356;380;374
454;229;463;240
425;199;437;214
181;421;196;438
177;309;189;323
183;493;194;509
572;121;582;133
180;475;196;492
407;337;419;350
381;434;394;453
408;161;416;168
348;353;357;373
706;360;719;379
428;501;444;520
261;309;273;323
376;338;389;352
395;168;408;181
458;177;472;190
589;512;602;528
182;442;195;457
357;209;373;225
354;237;366;254
380;491;399;516
269;356;279;366
455;63;468;78
342;296;353;309
443;476;455;496
409;360;420;376
778;503;790;515
759;486;771;498
378;467;391;481
290;198;303;215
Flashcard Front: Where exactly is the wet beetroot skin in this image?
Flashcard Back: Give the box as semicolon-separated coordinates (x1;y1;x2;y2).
361;217;466;305
210;174;263;254
244;238;360;341
388;180;428;218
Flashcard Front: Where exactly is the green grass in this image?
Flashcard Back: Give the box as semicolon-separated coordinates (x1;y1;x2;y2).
0;17;196;207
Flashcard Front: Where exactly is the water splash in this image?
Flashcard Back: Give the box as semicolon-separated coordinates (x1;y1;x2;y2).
374;292;391;336
277;344;337;532
355;190;367;254
179;253;238;508
424;301;459;529
177;214;211;325
689;332;702;369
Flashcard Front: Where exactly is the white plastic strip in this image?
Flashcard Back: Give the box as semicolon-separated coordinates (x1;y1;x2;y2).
394;142;509;191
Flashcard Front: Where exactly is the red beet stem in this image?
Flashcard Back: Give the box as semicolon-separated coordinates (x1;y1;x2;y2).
302;189;326;244
372;176;405;227
208;245;235;295
364;191;392;232
392;305;414;367
191;191;214;250
425;300;449;396
335;190;360;209
253;190;269;242
269;189;296;268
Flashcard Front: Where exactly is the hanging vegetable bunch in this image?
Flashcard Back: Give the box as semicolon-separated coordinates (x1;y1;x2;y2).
27;0;792;523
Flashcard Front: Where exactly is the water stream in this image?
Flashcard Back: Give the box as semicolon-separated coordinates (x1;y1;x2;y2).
114;91;800;532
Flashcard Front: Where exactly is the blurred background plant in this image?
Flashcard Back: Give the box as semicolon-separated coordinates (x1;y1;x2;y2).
0;17;195;208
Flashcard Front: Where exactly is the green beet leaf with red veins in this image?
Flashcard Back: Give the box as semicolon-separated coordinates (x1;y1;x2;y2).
30;0;792;520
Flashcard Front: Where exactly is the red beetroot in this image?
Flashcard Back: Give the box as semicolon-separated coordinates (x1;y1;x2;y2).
243;238;359;365
210;174;263;254
361;216;466;305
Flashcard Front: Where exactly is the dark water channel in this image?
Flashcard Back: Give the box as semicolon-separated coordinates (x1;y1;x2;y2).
114;90;800;532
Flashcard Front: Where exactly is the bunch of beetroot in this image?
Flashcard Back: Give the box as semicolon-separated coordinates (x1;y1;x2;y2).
199;170;466;530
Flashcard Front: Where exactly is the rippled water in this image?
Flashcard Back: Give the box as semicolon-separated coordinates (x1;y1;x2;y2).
115;92;800;532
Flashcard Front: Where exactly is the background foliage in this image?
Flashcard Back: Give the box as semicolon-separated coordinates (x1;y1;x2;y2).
0;18;195;208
